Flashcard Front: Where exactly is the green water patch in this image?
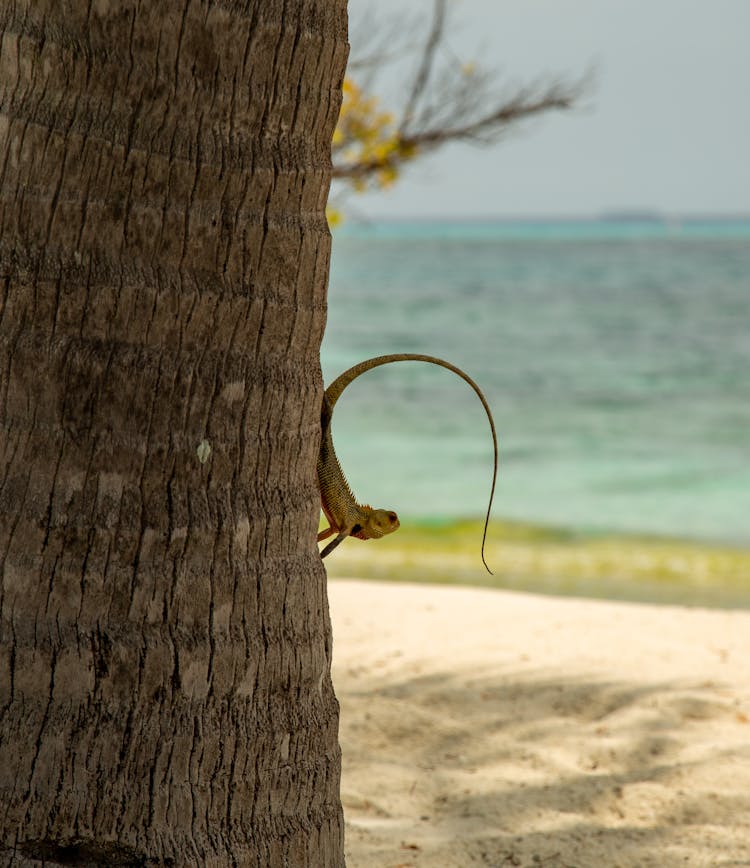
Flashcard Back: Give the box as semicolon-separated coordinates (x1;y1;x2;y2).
322;518;750;609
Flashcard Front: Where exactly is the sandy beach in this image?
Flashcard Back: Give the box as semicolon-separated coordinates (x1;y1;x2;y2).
329;579;750;868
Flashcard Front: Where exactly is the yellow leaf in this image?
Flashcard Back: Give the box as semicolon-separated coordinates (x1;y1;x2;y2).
326;206;343;228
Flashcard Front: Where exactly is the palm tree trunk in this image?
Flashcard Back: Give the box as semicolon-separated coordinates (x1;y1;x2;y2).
0;2;348;865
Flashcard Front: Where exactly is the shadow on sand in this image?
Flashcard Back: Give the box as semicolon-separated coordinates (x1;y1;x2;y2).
339;664;750;868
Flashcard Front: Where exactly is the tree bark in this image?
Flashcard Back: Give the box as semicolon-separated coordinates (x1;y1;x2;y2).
0;1;348;865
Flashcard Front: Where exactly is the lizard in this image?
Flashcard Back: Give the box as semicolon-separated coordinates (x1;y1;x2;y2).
317;353;498;573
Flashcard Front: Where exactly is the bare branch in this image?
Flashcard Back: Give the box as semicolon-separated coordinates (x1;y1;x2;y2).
333;0;592;187
332;77;587;180
400;0;447;133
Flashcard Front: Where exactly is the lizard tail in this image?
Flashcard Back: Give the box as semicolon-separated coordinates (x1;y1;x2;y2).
325;354;498;574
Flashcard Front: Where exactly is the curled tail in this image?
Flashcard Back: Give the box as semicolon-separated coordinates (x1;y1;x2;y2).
324;353;498;573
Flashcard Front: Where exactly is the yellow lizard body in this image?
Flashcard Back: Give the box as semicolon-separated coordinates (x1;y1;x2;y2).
317;354;498;573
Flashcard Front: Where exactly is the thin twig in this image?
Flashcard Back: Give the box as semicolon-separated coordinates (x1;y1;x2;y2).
399;0;447;133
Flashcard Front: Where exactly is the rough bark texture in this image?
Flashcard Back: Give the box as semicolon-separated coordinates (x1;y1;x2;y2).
0;1;348;865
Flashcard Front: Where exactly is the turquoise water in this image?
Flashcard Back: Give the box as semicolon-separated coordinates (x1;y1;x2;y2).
322;219;750;546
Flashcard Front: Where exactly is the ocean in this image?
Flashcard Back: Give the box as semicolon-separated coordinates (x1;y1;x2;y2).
321;219;750;547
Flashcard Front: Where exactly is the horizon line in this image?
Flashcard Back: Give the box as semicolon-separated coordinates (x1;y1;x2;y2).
346;211;750;224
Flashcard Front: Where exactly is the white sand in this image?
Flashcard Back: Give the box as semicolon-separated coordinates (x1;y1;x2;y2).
329;579;750;868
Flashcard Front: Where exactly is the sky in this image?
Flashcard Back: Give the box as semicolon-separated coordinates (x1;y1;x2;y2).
341;0;750;219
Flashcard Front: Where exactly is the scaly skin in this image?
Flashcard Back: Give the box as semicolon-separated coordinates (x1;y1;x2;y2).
317;354;498;573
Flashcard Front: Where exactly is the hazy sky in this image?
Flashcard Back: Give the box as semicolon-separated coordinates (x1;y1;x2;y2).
342;0;750;218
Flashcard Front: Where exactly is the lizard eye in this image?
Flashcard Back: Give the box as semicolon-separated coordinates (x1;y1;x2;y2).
388;512;398;524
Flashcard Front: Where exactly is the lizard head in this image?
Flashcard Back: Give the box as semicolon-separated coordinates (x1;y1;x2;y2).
362;509;400;539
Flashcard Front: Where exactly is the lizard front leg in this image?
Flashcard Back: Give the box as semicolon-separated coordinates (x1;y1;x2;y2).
318;526;336;542
320;529;350;559
320;521;365;559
